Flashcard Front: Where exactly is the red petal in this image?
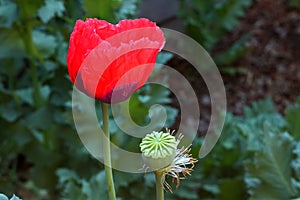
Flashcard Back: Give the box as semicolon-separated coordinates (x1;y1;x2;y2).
67;18;165;103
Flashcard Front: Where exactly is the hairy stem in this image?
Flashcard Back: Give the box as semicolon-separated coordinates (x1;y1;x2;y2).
155;171;164;200
101;102;116;200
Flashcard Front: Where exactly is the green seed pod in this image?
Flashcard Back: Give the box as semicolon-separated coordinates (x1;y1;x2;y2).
140;130;178;170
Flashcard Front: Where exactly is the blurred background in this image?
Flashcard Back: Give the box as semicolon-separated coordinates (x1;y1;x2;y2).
0;0;299;199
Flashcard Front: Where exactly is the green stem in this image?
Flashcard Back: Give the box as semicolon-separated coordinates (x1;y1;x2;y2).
18;25;43;107
101;102;116;200
28;57;43;107
16;0;44;107
155;171;164;200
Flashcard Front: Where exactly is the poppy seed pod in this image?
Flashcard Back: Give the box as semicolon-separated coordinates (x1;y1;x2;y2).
140;131;178;170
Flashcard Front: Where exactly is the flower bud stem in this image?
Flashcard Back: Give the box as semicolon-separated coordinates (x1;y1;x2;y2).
155;170;164;200
101;102;116;200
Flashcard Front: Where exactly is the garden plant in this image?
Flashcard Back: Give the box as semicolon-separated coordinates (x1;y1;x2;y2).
0;0;299;200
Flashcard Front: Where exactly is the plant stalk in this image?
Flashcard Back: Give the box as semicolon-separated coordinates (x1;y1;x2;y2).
16;0;44;107
101;102;116;200
155;170;164;200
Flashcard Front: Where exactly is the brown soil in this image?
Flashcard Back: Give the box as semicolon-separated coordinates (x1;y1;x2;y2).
168;0;300;133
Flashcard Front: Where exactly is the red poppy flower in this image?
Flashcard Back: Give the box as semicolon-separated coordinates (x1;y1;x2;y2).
67;18;165;103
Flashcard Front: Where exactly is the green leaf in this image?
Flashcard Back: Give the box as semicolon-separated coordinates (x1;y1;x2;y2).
0;194;8;200
246;131;297;199
244;98;277;117
292;141;300;180
22;106;53;130
17;0;44;19
56;41;68;65
142;85;172;106
30;129;45;143
56;169;87;200
9;195;21;200
15;88;34;106
219;179;247;200
56;169;109;200
215;33;251;66
220;66;248;75
38;0;65;23
116;0;140;20
0;1;18;28
154;52;173;71
0;28;25;58
56;168;79;184
40;85;51;101
113;171;140;188
83;0;115;22
0;104;22;122
285;97;300;139
86;171;109;200
32;30;57;58
44;60;58;71
179;0;252;52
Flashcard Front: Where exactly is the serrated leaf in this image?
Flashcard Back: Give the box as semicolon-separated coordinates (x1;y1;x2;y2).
246;131;297;199
179;0;252;52
285;97;300;139
244;98;277;117
38;0;65;23
32;30;57;58
0;1;18;28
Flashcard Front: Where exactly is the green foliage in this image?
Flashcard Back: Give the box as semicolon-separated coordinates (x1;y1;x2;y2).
38;0;65;23
0;0;176;199
285;97;300;139
56;169;110;200
1;0;300;199
246;131;297;199
0;194;21;200
178;0;252;71
83;0;140;22
83;0;116;21
179;0;252;51
215;33;251;66
289;0;300;9
181;99;300;199
291;141;300;181
0;1;18;28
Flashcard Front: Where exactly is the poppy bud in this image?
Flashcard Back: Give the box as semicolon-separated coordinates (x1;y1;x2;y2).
67;18;165;103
